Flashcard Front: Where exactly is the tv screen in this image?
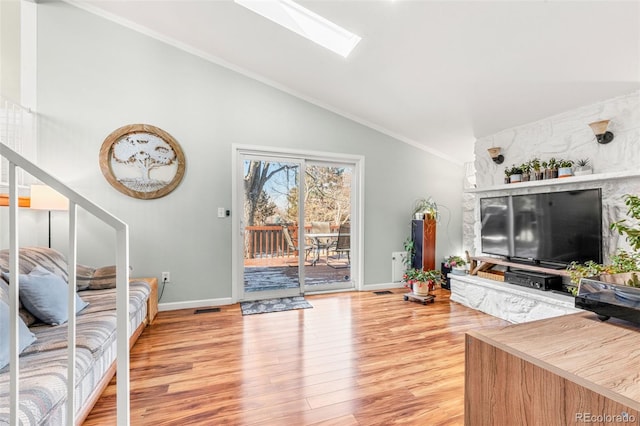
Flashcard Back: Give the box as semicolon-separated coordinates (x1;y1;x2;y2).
480;196;512;257
512;189;602;265
479;189;602;266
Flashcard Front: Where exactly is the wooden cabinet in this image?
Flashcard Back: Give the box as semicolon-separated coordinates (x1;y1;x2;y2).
465;313;639;425
411;218;436;270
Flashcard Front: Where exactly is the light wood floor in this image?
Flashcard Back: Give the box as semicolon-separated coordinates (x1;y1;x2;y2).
84;288;509;425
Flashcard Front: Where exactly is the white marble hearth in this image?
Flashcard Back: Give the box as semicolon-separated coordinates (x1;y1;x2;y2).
450;275;581;323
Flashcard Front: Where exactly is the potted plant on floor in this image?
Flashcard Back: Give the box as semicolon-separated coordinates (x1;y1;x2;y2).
403;268;444;295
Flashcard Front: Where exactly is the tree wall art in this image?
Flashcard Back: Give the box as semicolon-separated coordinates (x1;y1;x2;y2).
99;124;186;199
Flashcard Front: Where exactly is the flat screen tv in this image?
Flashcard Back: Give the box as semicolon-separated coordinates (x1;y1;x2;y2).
480;196;512;257
480;189;602;267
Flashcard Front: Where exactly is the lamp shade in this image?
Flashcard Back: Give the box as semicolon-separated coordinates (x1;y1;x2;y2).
588;120;610;135
30;185;68;211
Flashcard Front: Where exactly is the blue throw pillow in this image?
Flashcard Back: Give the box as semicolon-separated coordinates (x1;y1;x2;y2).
0;292;36;369
2;266;88;325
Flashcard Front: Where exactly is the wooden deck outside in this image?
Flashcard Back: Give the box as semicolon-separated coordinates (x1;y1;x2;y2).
244;254;351;291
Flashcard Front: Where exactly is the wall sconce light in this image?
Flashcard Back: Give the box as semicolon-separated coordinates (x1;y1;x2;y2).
588;120;614;144
487;147;504;164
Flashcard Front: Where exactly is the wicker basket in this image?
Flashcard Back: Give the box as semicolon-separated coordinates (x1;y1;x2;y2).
478;270;505;282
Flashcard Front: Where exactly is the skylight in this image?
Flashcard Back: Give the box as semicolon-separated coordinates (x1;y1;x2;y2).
234;0;362;58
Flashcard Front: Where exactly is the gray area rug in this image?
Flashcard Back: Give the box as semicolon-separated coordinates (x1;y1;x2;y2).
240;296;313;315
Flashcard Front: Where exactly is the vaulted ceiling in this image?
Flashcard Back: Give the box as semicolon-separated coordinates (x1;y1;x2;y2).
68;0;640;164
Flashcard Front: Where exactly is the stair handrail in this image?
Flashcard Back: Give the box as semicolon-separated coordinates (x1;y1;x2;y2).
1;143;130;426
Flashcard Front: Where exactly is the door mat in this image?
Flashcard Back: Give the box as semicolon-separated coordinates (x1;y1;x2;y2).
240;296;313;316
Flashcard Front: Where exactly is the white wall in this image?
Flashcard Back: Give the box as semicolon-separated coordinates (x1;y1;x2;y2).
466;90;640;259
34;1;465;305
0;0;20;102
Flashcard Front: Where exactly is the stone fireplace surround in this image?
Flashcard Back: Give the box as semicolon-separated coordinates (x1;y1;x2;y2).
457;91;640;322
450;274;579;323
455;170;640;323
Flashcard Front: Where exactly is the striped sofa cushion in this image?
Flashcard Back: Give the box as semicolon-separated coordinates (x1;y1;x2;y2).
0;247;118;292
0;247;68;283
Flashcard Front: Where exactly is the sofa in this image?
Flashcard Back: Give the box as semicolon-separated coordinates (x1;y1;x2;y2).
0;247;156;425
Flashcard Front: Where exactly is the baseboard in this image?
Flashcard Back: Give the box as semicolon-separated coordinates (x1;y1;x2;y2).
159;285;404;311
362;282;405;291
159;297;234;312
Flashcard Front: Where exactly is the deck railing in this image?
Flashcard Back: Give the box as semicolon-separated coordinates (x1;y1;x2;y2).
2;143;130;425
245;224;339;259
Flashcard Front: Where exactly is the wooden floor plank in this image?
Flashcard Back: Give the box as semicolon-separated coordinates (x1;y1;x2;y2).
83;288;508;425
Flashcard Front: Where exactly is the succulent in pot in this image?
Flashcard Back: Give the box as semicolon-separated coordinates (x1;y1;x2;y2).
558;159;574;178
509;165;523;183
574;158;592;176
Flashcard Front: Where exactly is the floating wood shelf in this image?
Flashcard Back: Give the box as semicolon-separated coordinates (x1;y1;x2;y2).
470;256;570;277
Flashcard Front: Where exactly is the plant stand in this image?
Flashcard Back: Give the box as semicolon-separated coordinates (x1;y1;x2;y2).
403;292;435;305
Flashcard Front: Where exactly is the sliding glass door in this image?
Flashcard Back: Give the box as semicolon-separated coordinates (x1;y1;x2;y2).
302;162;353;293
240;155;304;301
235;148;359;301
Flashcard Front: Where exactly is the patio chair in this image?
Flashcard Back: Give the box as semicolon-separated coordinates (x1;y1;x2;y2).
329;222;350;268
310;221;333;265
282;225;311;263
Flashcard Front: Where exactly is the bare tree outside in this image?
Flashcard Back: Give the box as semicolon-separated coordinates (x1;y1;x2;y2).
244;161;351;227
286;166;351;225
242;159;352;268
244;161;298;227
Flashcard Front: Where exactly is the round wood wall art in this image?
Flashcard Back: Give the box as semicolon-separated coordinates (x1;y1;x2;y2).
99;124;186;199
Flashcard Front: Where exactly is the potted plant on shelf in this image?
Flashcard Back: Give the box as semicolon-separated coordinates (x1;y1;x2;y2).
444;255;467;275
545;157;559;179
520;162;531;182
509;165;522;183
413;197;438;220
558;159;574;178
503;167;512;184
529;158;543;181
403;268;444;295
573;158;592;176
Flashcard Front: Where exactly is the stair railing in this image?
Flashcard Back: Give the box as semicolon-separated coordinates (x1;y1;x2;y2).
1;143;130;425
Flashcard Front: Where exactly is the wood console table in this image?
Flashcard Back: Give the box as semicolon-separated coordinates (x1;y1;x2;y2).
465;312;640;425
133;277;158;324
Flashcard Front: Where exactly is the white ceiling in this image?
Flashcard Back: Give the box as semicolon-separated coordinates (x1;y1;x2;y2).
68;0;640;164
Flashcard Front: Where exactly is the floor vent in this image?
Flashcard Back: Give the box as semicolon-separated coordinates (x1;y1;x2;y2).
373;291;393;295
194;307;221;314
